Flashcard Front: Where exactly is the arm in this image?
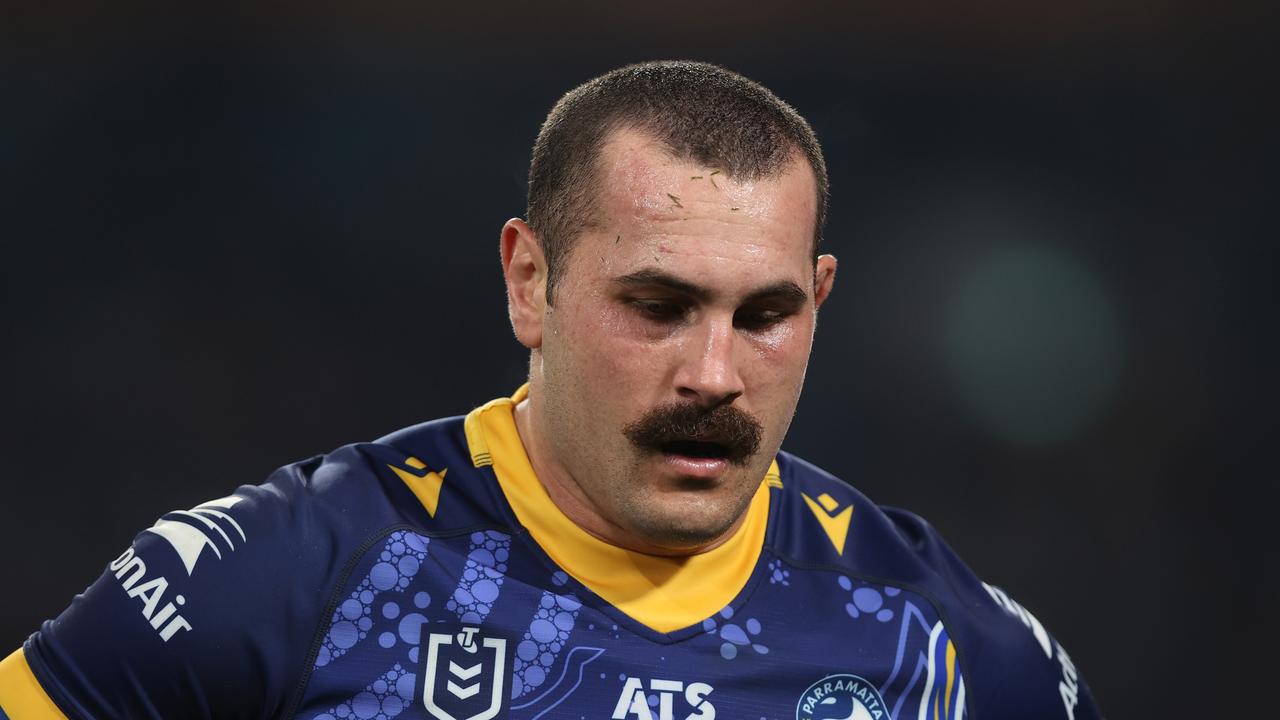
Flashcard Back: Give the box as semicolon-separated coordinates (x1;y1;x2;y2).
881;507;1103;720
969;582;1103;720
0;460;336;720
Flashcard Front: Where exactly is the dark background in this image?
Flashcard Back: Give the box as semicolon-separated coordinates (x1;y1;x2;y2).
3;2;1274;716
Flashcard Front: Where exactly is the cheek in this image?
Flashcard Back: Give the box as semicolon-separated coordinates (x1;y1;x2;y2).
745;319;813;386
750;322;797;356
551;302;660;393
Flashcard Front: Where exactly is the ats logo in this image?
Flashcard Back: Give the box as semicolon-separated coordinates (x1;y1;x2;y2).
612;677;715;720
421;626;511;720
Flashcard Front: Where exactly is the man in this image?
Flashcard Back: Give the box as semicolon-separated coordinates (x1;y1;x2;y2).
0;61;1101;719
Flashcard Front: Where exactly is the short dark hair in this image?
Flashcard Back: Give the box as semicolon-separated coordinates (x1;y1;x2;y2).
526;60;828;303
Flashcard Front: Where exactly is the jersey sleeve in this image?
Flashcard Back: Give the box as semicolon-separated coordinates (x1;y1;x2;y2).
0;457;343;720
972;582;1103;720
883;507;1104;720
0;647;69;719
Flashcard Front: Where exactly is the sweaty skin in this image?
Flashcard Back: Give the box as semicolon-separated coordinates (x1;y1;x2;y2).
502;127;837;556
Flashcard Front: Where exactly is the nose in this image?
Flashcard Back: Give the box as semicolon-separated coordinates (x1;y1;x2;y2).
675;314;745;408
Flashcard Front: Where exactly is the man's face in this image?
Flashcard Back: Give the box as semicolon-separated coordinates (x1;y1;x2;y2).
526;128;836;551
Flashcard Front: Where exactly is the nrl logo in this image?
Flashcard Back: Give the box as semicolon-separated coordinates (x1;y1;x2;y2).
422;626;510;720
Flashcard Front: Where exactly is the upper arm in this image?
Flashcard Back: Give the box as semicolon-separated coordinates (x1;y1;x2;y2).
8;467;337;720
968;583;1103;720
880;507;1103;719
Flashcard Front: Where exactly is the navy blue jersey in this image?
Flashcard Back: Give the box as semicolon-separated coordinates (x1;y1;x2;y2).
1;389;1100;719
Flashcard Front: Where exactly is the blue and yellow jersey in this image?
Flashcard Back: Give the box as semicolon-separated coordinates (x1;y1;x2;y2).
0;388;1100;720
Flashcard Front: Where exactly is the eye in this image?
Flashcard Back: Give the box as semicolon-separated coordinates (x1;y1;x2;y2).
734;306;788;331
629;299;686;322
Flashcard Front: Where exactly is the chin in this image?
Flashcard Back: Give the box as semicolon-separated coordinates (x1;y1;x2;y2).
637;524;731;553
625;496;744;551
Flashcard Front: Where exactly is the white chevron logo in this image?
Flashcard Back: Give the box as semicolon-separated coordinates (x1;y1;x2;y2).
448;680;480;699
448;660;483;698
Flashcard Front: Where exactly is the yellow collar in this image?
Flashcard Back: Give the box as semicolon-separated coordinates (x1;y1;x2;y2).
463;386;777;634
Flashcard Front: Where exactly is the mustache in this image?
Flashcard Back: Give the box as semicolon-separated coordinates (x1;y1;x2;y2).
622;402;763;466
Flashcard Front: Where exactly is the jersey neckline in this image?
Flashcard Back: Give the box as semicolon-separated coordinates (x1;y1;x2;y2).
462;385;778;634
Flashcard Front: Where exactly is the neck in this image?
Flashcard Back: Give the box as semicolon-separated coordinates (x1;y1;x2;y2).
511;388;742;557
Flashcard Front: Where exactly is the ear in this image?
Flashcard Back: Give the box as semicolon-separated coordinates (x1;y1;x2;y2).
501;218;547;349
813;253;837;309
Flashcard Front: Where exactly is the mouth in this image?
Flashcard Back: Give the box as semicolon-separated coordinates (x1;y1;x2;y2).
653;439;735;480
623;400;763;475
660;439;731;460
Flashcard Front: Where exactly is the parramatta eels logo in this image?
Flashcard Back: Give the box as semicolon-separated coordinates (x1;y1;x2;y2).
422;626;510;720
796;674;888;720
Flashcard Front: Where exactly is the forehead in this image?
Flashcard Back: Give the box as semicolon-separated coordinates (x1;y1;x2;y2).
588;127;818;266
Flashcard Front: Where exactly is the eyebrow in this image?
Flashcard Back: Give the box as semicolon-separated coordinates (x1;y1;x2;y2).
612;268;809;305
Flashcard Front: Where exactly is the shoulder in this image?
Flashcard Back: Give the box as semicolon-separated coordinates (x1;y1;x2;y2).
17;413;498;719
770;451;1102;720
224;413;510;541
769;452;948;583
17;447;373;718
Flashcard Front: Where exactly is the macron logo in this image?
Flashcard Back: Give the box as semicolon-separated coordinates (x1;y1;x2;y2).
143;496;247;575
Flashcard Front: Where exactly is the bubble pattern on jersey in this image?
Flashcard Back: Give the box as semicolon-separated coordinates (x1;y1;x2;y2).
701;605;770;660
312;662;415;720
316;531;430;667
767;558;791;586
446;530;510;625
369;590;434;664
837;575;900;623
510;584;583;699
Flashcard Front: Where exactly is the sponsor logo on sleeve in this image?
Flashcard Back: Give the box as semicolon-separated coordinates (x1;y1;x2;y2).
983;582;1079;719
144;496;247;575
106;495;247;642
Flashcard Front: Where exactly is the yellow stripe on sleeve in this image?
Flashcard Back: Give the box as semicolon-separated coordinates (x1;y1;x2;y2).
0;648;69;720
944;639;957;718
